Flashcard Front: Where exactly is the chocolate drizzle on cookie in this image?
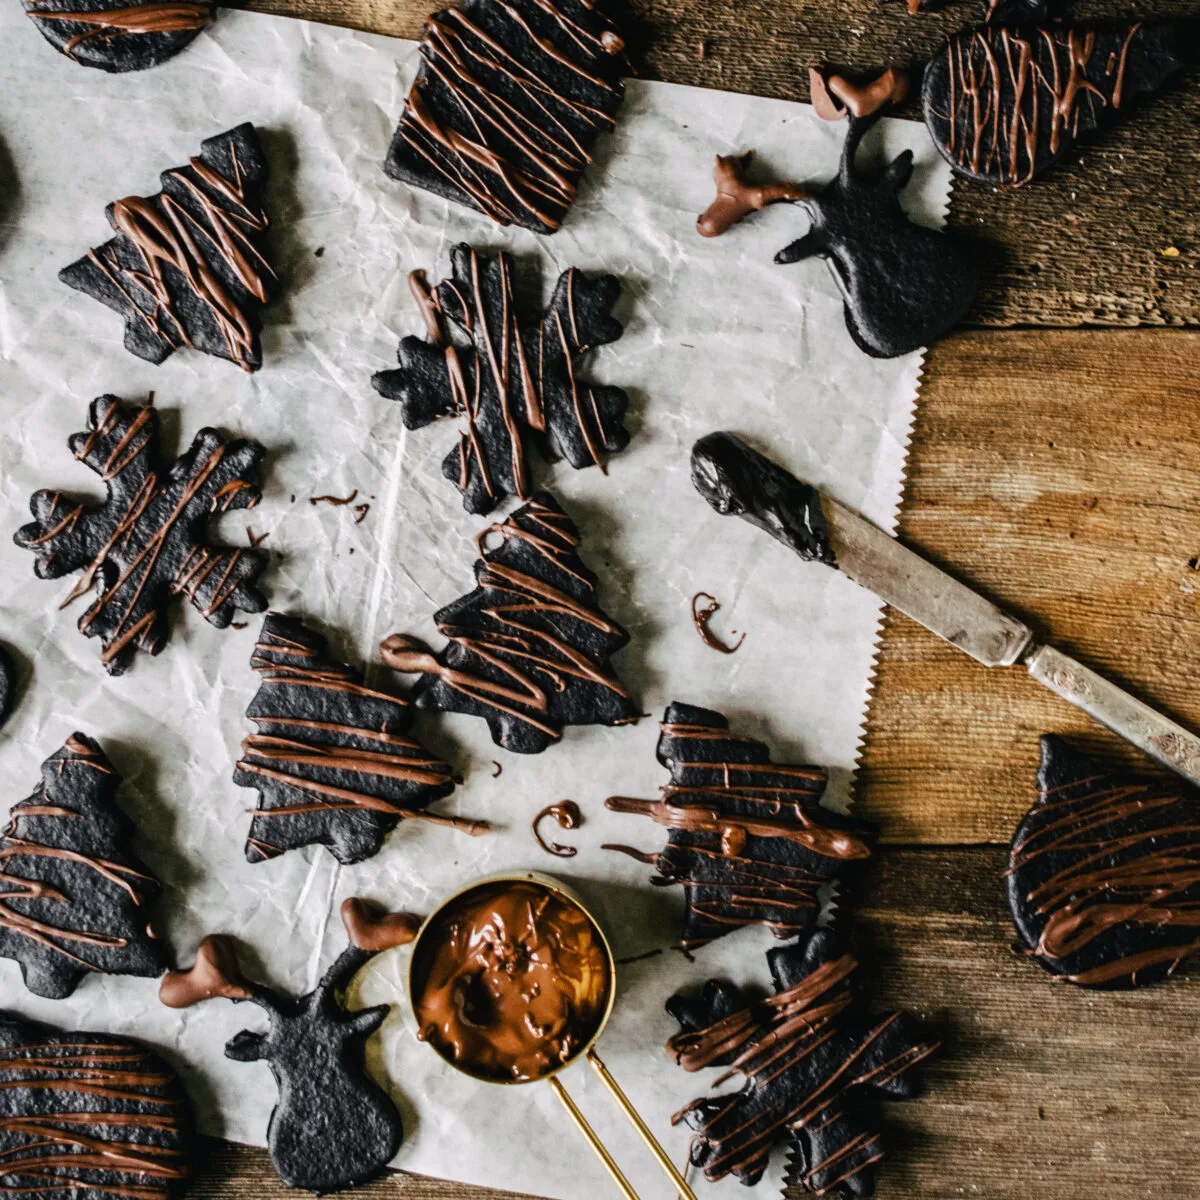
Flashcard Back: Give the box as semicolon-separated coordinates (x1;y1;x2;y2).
24;0;213;72
383;0;627;233
667;930;937;1190
1008;734;1200;989
60;124;276;370
14;396;268;675
0;734;166;1000
604;703;873;950
382;493;638;754
372;245;630;514
234;613;484;866
922;20;1191;186
0;1011;193;1198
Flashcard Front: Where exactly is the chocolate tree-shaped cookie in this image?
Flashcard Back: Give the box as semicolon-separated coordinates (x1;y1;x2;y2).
667;930;938;1192
381;493;639;754
161;899;420;1193
14;396;268;675
604;703;873;950
233;613;488;866
1008;734;1200;989
922;20;1194;186
0;1010;193;1198
383;0;627;234
695;71;979;358
60;124;277;371
371;245;630;514
0;733;166;999
23;0;214;73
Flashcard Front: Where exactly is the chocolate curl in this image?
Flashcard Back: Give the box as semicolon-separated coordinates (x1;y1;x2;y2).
160;935;253;1008
696;152;809;238
341;897;424;952
809;67;910;121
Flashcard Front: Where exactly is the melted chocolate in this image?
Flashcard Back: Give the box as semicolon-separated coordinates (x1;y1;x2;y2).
372;246;631;515
341;897;423;952
532;800;582;857
809;66;910;121
411;880;610;1082
159;935;252;1007
696;152;807;239
690;591;745;654
922;20;1191;186
60;124;276;371
383;0;627;234
14;396;268;676
381;493;638;754
0;1011;192;1199
234;613;483;866
668;931;937;1191
1008;734;1200;989
603;703;874;950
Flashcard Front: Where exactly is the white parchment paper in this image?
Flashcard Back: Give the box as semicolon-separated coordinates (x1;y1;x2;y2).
0;8;949;1198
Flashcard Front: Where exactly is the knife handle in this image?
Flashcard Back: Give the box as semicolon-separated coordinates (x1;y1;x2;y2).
1026;645;1200;787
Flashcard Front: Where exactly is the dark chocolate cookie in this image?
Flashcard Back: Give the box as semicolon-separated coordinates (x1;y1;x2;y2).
604;702;873;950
0;1010;193;1198
23;0;213;73
383;0;627;233
0;644;15;730
372;245;630;514
667;930;938;1193
1008;734;1200;989
922;21;1192;186
161;900;419;1193
60;124;277;371
14;396;268;676
381;493;639;754
233;612;487;866
0;733;166;999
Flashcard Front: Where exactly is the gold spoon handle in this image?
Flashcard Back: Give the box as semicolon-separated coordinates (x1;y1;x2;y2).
547;1074;641;1200
587;1050;699;1200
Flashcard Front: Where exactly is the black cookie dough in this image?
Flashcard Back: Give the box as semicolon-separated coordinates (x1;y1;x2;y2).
372;244;630;514
14;396;267;675
383;0;627;233
23;0;213;73
60;124;277;371
0;733;166;999
0;1010;193;1198
234;613;481;866
1008;734;1200;989
604;702;874;950
667;930;938;1193
381;493;639;754
923;20;1191;186
0;644;15;730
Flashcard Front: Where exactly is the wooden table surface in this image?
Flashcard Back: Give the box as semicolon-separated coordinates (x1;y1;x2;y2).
206;0;1200;1196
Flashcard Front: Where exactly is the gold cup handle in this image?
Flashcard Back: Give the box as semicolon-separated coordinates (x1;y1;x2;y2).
547;1075;640;1200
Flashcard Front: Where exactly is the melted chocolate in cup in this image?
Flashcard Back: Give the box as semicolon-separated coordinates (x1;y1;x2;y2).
410;879;612;1084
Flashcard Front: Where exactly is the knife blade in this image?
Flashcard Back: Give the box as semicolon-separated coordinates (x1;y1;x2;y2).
691;431;1200;787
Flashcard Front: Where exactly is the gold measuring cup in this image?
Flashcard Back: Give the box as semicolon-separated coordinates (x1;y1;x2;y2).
406;870;697;1200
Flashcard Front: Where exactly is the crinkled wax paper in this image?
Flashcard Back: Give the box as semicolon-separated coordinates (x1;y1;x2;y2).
0;7;950;1198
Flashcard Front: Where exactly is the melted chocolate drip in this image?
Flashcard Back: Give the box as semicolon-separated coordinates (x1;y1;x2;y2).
381;493;639;754
532;799;582;856
667;931;937;1191
809;66;909;121
383;0;628;234
690;591;745;654
603;702;873;950
1008;734;1200;989
341;897;423;952
0;1011;193;1199
922;20;1192;186
234;612;484;866
0;734;165;1000
372;246;630;515
60;124;276;370
14;396;268;676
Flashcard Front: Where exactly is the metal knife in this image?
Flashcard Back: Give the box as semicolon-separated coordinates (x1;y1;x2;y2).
691;430;1200;788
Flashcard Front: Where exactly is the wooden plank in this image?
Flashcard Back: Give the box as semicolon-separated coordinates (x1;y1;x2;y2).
234;0;1200;327
856;327;1200;845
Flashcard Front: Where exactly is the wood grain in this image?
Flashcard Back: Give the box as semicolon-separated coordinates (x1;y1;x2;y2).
856;328;1200;846
236;0;1200;327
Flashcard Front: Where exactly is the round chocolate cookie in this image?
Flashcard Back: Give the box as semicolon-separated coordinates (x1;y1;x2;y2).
23;0;214;74
1008;734;1200;989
